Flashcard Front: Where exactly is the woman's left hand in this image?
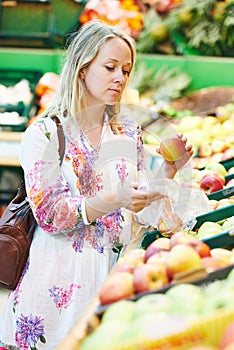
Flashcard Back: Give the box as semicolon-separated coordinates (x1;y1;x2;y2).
156;133;194;178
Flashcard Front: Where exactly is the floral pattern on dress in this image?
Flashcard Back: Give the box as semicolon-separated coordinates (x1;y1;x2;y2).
25;160;82;233
12;261;30;313
48;283;81;314
15;314;46;350
116;158;128;184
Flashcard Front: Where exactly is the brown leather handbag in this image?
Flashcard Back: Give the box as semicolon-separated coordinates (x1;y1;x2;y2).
0;116;65;290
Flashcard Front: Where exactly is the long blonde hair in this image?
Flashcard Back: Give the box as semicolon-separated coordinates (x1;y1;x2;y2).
41;20;136;133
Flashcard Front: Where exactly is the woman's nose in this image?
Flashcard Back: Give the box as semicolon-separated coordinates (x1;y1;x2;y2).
114;68;125;83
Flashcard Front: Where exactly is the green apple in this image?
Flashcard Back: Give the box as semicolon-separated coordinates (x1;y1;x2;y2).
205;162;227;176
166;283;205;315
134;293;172;318
101;299;135;323
80;320;129;350
222;216;234;232
197;221;223;240
202;288;234;315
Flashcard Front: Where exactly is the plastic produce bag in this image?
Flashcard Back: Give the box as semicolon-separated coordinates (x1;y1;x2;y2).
136;178;211;235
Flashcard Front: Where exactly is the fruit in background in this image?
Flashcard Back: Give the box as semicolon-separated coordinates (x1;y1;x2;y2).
166;283;205;315
98;272;134;305
169;231;211;258
134;293;172;317
208;199;218;210
144;238;170;262
210;248;232;265
210;139;228;154
220;321;234;350
200;174;224;193
80;319;129;350
201;256;228;273
222;148;234;161
116;248;145;270
227;167;234;175
166;244;202;279
222;217;234;232
133;263;168;293
196;221;223;239
157;211;183;236
101;299;135;323
199;143;213;157
226;179;234;188
159;136;187;162
205;162;227;177
146;249;169;266
216;198;234;209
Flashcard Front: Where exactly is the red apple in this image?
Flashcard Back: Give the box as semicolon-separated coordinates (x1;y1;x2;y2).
133;263;169;293
200;174;224;193
144;238;170;262
166;244;202;279
99;272;134;305
159;136;187;162
226;179;234;188
146;249;170;265
169;231;211;258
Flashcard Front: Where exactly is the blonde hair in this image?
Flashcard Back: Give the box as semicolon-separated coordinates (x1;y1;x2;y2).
41;20;136;133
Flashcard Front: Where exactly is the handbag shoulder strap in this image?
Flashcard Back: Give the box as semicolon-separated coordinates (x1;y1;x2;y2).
51;116;65;166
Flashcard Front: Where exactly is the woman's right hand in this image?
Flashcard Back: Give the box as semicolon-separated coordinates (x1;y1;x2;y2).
124;182;167;213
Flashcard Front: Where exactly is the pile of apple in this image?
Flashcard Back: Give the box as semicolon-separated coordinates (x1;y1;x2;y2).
190;162;234;195
98;232;234;306
81;268;234;350
194;216;234;241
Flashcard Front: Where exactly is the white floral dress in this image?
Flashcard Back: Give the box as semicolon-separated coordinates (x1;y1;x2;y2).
0;115;147;349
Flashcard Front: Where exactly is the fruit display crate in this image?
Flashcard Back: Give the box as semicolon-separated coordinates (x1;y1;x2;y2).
0;68;42;129
140;202;234;251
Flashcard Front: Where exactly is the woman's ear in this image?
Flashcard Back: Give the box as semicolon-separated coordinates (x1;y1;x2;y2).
79;70;85;80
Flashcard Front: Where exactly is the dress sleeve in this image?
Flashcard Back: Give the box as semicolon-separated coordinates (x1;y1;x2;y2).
19;118;84;234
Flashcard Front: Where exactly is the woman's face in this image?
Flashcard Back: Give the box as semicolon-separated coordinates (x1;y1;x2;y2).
82;37;133;108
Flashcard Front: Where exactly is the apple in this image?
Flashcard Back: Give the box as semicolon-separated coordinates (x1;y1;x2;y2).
220;321;234;350
208;199;218;210
210;139;228;154
210;248;232;265
134;293;172;317
159;136;187;162
216;198;234;209
166;283;205;315
101;299;135;323
202;288;234;315
205;162;227;177
226;179;234;188
133;263;169;293
157;211;183;236
166;244;202;279
201;256;228;273
199;143;213;157
116;248;145;269
200;174;224;193
169;231;211;258
80;319;129;350
196;221;223;240
222;148;234;161
146;249;170;265
144;238;170;262
98;271;134;305
222;217;234;232
227;166;234;175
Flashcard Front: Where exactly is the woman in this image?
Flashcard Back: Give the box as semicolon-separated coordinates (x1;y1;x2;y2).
0;20;193;349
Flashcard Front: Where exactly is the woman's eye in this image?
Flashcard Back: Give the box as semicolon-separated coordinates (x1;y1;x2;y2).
105;66;114;71
123;70;130;76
